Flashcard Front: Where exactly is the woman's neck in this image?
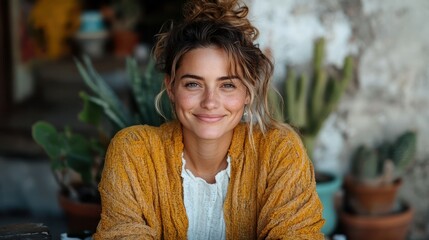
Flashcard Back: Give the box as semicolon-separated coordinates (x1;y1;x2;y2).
182;131;232;183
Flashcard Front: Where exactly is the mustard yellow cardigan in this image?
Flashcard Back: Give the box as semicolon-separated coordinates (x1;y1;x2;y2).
93;121;325;240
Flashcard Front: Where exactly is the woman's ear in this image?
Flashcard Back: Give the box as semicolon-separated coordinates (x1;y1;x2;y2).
165;75;174;102
245;94;250;105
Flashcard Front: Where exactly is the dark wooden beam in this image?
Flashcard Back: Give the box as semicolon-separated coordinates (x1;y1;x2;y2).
0;0;12;115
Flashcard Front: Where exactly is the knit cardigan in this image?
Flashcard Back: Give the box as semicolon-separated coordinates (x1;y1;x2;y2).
93;121;325;240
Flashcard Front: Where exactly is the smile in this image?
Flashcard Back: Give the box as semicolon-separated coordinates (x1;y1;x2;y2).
194;114;225;123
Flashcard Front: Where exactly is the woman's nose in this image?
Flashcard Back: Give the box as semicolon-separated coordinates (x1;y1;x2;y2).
200;89;219;110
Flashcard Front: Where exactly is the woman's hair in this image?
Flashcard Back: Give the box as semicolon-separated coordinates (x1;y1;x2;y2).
154;0;280;137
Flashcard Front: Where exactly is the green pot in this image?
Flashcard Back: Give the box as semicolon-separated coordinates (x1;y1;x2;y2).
316;172;342;235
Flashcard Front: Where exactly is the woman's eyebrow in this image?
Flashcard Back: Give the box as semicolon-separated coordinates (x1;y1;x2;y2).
180;74;203;80
180;74;241;81
218;76;241;81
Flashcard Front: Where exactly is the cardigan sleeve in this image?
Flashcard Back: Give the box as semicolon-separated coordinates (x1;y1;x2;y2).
93;129;158;240
257;129;325;240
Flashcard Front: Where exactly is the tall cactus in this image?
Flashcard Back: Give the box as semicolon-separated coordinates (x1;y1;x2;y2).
272;38;354;159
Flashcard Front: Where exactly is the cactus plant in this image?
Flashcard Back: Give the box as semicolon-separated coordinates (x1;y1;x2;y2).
270;38;353;160
351;131;417;186
32;56;170;203
344;130;417;218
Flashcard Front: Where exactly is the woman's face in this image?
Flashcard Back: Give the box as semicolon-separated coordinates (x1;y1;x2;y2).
166;46;249;142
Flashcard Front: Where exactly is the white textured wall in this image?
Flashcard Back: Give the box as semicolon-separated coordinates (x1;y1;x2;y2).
247;0;429;237
247;0;358;173
249;0;357;78
246;0;429;170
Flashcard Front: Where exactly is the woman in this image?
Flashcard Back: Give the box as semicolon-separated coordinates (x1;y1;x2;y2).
93;0;324;239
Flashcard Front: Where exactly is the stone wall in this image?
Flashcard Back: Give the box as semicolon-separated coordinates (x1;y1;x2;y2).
246;0;429;238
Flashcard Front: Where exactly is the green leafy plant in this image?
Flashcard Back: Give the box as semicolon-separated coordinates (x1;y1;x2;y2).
270;37;354;161
32;56;171;203
32;122;103;202
351;131;417;186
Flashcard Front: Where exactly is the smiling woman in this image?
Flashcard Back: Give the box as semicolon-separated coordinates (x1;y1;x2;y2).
169;47;249;184
93;0;325;239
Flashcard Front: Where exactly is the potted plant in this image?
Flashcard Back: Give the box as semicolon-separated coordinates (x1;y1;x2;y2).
102;0;141;56
32;56;170;234
75;10;109;58
340;131;416;240
32;121;104;235
270;37;354;235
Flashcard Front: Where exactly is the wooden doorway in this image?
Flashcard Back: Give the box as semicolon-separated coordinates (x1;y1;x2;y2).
0;0;12;115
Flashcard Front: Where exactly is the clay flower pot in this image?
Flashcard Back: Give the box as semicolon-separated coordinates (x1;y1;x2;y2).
112;30;139;57
58;193;101;234
344;176;402;215
340;204;413;240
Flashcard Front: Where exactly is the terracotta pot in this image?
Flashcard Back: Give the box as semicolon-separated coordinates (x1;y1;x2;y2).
344;176;402;215
340;205;413;240
58;193;101;234
112;30;139;57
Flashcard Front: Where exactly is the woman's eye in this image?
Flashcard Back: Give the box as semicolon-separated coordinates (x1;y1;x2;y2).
222;83;236;89
185;82;199;88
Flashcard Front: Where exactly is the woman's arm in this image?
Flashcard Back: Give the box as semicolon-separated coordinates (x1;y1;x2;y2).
93;130;159;240
257;129;325;240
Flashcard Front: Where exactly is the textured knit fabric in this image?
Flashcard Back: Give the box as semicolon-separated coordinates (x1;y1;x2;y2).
93;121;325;240
181;156;230;240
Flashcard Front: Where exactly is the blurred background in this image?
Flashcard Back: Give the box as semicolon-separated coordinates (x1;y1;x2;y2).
0;0;428;239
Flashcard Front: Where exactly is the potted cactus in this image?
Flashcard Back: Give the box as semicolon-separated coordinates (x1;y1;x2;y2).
340;131;416;240
270;37;353;235
32;56;170;234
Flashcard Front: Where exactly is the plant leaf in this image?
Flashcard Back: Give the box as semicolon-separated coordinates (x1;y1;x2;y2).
78;91;103;126
32;121;61;160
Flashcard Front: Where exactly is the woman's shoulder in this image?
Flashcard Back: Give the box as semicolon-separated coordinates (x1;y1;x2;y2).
111;121;180;145
112;125;158;143
255;123;307;161
257;123;303;146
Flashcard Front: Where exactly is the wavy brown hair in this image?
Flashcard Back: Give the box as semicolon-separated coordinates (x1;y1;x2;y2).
154;0;280;137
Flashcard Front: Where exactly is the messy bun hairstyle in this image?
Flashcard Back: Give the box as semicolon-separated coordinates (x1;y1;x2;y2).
154;0;277;135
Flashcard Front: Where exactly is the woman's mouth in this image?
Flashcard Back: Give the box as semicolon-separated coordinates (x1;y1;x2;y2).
194;114;225;123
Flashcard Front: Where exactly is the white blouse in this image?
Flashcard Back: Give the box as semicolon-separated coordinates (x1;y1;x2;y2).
181;155;231;240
